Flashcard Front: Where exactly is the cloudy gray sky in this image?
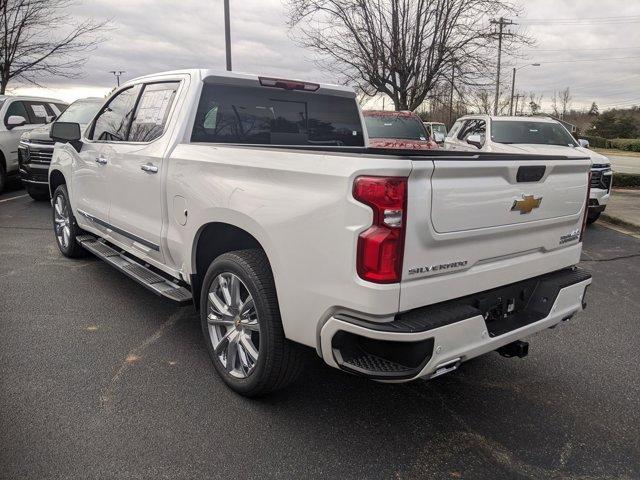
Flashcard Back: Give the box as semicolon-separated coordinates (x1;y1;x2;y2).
11;0;640;112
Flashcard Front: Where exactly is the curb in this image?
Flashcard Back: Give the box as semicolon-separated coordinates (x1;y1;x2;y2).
600;213;640;233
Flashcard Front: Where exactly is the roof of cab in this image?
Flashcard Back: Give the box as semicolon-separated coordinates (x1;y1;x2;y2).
0;94;66;103
124;68;356;97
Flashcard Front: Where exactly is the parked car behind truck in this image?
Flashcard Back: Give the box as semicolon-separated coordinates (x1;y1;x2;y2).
444;115;611;223
19;97;103;200
363;110;438;150
49;69;592;396
0;95;67;192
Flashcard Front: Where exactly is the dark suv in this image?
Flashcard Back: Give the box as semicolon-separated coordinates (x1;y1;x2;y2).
19;97;103;200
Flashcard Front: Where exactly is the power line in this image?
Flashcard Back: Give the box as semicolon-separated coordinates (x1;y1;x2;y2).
522;46;640;52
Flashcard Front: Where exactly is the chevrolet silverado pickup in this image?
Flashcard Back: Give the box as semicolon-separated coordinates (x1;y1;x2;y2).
48;69;593;396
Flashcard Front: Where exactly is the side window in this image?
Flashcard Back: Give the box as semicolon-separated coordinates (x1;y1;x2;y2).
459;120;486;141
456;120;474;140
24;101;51;124
128;82;179;142
90;85;141;141
447;120;463;139
49;103;68;117
4;101;30;127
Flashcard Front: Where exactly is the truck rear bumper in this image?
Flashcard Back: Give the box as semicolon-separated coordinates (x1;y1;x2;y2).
319;267;591;382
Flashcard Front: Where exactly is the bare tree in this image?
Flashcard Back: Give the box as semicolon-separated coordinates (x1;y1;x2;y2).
550;91;559;117
0;0;109;93
285;0;531;111
559;86;571;117
473;89;492;114
528;91;542;115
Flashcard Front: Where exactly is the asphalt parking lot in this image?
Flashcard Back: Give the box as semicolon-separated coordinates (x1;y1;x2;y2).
1;181;639;480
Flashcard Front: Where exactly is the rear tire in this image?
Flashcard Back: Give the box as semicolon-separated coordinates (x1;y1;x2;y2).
26;185;50;201
586;211;601;224
0;163;6;193
52;185;86;258
200;249;304;397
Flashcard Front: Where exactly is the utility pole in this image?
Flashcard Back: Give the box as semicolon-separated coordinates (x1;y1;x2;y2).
224;0;232;71
109;70;125;87
490;17;514;116
509;67;516;116
449;62;456;127
510;64;540;115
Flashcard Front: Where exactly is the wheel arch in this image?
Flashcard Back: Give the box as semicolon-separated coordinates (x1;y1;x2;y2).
49;169;66;197
190;222;272;309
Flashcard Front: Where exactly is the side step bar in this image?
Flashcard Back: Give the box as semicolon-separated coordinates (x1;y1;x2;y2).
77;235;192;305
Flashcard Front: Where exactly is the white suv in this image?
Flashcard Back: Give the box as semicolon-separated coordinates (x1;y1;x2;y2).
445;115;612;223
0;95;67;192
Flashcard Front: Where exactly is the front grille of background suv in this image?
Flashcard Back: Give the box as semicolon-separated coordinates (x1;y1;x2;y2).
18;140;55;164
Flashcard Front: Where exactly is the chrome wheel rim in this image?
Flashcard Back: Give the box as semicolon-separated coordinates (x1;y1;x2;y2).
53;194;71;249
207;272;260;379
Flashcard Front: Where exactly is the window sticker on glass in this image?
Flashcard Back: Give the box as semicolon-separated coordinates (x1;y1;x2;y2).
136;89;174;125
31;104;47;117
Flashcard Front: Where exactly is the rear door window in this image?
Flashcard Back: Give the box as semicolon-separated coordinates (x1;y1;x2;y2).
24;101;51;124
191;84;364;146
128;82;179;142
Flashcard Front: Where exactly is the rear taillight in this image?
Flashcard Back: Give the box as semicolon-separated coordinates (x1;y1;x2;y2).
353;176;407;283
579;171;592;242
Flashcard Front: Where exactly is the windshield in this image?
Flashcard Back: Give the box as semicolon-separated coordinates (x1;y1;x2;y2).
364;115;428;140
57;100;102;124
491;120;577;147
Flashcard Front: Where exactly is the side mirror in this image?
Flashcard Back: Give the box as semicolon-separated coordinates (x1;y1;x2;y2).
50;122;82;151
466;134;483;149
7;115;27;129
434;132;445;143
578;139;589;148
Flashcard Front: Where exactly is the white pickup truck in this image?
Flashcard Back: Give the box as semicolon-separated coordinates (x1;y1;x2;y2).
49;69;592;396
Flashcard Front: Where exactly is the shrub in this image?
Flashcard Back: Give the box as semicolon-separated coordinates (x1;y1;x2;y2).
581;135;608;148
612;173;640;188
609;138;640;152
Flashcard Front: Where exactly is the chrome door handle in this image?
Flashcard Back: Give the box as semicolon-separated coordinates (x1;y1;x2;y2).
141;163;158;173
95;156;107;165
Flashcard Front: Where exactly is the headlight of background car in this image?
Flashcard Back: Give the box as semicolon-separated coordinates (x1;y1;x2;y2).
18;144;30;163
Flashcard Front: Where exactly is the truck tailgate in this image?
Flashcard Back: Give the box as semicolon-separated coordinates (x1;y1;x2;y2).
400;157;591;312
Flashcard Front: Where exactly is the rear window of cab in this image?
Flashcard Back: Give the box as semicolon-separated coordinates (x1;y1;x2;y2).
191;84;364;146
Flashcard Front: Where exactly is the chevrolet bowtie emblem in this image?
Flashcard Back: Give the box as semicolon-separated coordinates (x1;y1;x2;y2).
511;194;542;214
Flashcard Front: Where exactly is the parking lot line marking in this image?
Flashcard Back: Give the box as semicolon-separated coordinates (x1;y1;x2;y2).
0;194;28;204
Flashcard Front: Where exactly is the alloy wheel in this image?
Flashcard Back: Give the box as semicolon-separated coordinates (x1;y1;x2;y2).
53;194;71;249
207;272;260;378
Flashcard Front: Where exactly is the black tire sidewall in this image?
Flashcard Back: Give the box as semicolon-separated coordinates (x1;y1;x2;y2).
0;163;6;192
52;185;82;257
200;254;275;395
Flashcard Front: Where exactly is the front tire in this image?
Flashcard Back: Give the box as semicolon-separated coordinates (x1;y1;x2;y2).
200;249;304;397
587;211;601;224
0;163;6;193
26;184;50;201
52;185;85;258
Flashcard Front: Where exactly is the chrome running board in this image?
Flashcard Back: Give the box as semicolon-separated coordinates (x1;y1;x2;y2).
77;235;192;305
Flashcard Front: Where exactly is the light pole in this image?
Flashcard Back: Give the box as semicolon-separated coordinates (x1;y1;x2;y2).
510;63;540;116
224;0;232;71
110;70;125;87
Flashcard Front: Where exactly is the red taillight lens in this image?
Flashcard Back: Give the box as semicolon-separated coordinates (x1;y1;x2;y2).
579;171;592;242
353;176;407;283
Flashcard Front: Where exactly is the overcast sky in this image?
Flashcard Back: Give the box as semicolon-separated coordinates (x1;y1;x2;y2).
10;0;640;112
